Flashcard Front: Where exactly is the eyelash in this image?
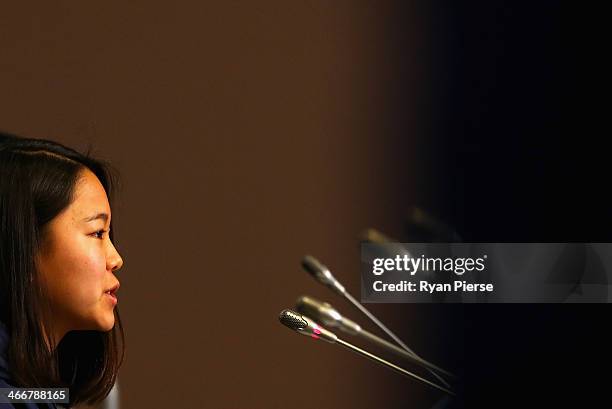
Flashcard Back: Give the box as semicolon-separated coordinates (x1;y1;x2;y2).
91;229;109;239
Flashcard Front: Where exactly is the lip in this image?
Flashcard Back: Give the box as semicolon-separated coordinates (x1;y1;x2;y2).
105;291;118;305
104;282;120;305
106;283;120;293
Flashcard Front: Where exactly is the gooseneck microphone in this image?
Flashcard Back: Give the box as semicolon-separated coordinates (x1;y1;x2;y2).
295;296;454;379
301;255;452;389
301;255;346;295
279;308;338;343
278;309;455;396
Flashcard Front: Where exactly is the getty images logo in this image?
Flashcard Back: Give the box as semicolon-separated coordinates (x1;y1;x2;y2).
372;254;488;276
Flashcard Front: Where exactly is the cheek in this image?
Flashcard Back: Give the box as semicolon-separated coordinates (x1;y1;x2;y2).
43;237;107;308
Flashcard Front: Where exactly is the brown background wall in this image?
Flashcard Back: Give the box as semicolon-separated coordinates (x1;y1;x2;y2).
0;2;436;408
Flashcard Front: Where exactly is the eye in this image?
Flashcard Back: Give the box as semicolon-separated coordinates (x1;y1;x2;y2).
91;229;109;239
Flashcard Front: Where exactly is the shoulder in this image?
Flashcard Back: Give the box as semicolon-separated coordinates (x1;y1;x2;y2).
0;379;59;409
0;320;12;384
0;367;48;409
0;323;58;409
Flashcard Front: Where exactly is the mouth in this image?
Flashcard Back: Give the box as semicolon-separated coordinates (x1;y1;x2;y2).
104;283;120;304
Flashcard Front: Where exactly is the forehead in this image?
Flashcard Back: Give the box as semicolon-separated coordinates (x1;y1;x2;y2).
69;169;111;220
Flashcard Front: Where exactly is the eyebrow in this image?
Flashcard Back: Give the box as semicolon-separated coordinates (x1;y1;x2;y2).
82;213;109;223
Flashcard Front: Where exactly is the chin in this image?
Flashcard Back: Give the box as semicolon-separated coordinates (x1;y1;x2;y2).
95;314;116;332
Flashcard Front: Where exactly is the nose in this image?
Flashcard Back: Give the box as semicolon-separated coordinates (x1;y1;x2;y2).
107;240;124;272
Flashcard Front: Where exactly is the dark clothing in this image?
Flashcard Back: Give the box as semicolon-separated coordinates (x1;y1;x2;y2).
0;321;58;409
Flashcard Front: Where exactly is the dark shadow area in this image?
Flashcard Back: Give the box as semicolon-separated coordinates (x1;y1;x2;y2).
389;1;610;407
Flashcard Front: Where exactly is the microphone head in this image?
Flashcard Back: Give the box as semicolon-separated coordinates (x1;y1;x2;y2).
295;296;340;325
296;296;361;335
279;309;308;331
360;228;413;258
301;255;327;277
278;309;338;343
301;255;346;295
360;228;394;244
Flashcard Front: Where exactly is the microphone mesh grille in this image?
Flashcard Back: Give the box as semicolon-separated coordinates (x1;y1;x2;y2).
279;309;307;330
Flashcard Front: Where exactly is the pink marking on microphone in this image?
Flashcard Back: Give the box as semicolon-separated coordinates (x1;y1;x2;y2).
311;325;322;339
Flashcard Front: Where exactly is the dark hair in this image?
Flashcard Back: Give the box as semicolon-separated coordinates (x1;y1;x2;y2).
0;131;125;406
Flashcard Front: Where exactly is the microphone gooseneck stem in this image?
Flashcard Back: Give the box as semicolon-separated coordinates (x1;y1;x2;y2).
335;338;455;396
343;291;452;388
358;328;455;379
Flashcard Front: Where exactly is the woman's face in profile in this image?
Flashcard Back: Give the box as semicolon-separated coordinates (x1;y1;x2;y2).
37;168;123;341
